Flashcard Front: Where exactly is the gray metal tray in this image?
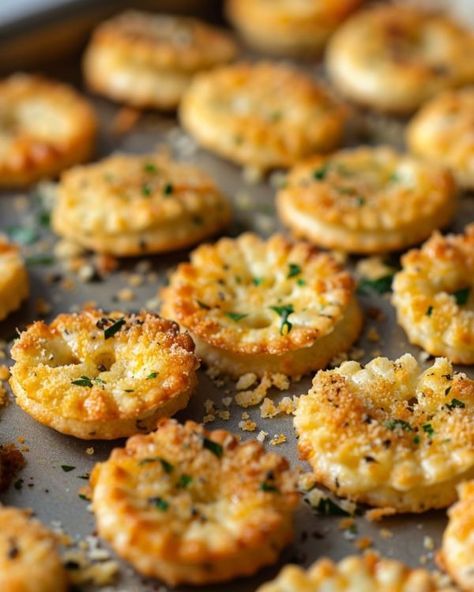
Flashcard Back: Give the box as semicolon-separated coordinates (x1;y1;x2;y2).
1;19;473;592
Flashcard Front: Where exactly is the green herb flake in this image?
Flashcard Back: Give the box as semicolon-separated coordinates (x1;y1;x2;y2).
147;372;158;380
138;457;173;473
104;318;126;339
71;376;93;388
225;312;248;322
385;419;413;432
357;274;394;295
25;254;54;266
314;497;350;516
141;183;152;197
312;166;328;181
144;163;157;173
197;300;210;310
287;263;301;278
61;465;76;473
7;226;38;245
296;278;306;286
252;277;263;286
150;497;169;511
270;304;294;335
447;398;465;410
426;306;434;316
422;423;434;437
356;196;366;207
163;182;174;196
203;437;223;458
260;482;279;493
453;287;470;306
413;435;420;445
178;474;192;488
78;493;89;501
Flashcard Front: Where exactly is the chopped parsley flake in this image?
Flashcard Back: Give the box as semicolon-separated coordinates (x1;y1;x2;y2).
25;254;54;266
225;312;248;321
312;166;328;181
314;497;350;516
147;372;158;380
143;163;157;173
141;183;152;197
287;263;301;278
413;435;420;445
357;274;394;295
196;300;210;310
203;438;223;458
178;474;192;488
356;196;366;206
150;497;169;511
426;306;434;316
163;182;174;195
260;482;279;493
252;277;263;286
61;465;75;473
104;318;126;339
453;287;470;306
71;376;93;388
447;398;465;410
270;304;294;335
296;278;306;286
139;458;173;473
422;423;434;437
385;419;413;432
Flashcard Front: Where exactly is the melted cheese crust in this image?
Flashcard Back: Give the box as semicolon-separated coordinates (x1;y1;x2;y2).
0;506;68;592
392;225;474;365
83;11;237;109
277;146;456;253
407;88;474;190
326;5;474;113
161;233;362;377
10;309;199;439
91;419;298;586
0;74;96;186
441;480;474;591
0;236;28;321
294;354;474;512
226;0;362;57
257;552;455;592
52;153;231;256
180;62;345;170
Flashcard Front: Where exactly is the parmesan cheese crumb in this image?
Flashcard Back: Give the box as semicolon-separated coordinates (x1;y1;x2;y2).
256;430;268;442
270;434;287;446
238;420;257;432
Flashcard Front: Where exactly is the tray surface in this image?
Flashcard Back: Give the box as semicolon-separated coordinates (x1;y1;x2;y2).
0;23;473;592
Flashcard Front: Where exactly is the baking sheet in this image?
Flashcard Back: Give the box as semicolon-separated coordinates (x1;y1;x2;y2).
1;25;474;592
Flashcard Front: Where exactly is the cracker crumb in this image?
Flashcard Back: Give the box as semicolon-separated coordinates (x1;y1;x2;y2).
256;430;268;442
0;365;10;381
85;447;95;456
117;288;135;302
380;528;393;539
260;395;297;418
204;399;215;414
0;383;7;408
110;106;141;135
270;434;287;446
216;410;230;421
222;397;232;407
235;373;290;408
365;507;397;522
236;373;257;391
238;420;257;432
367;327;380;342
355;536;373;550
203;414;216;424
423;536;435;551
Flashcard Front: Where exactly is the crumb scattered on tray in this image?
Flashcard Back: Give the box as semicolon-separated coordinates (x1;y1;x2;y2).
235;373;290;408
0;443;26;492
365;507;397;522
